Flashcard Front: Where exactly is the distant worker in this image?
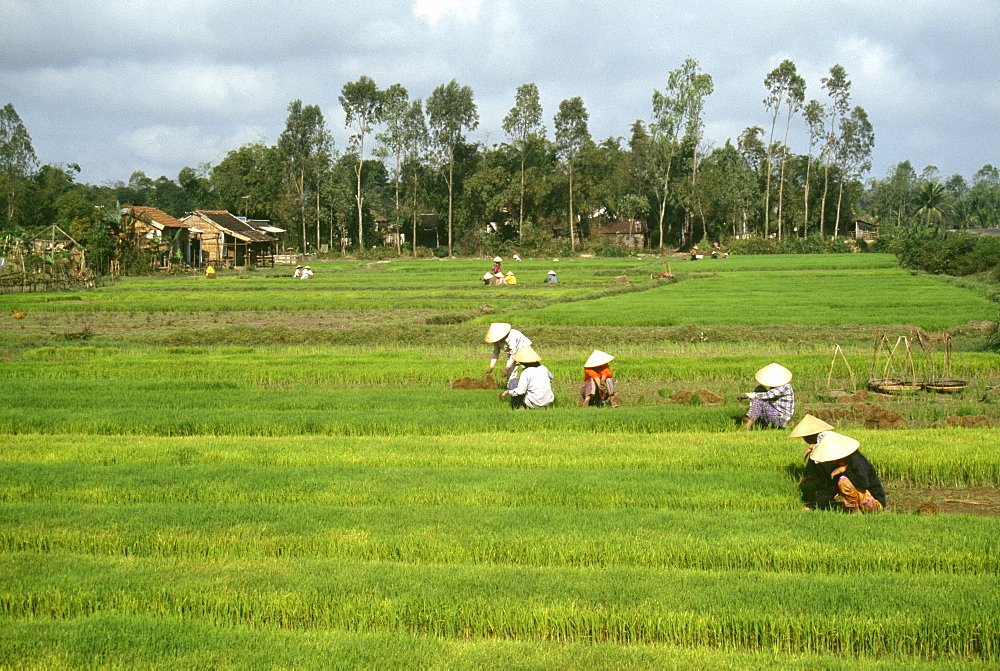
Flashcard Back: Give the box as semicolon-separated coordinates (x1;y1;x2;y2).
493;272;505;285
690;246;701;260
293;265;303;278
482;272;494;286
737;363;795;430
205;265;216;279
790;415;886;513
581;349;618;407
504;271;517;285
512;253;522;262
485;322;532;382
492;256;503;275
301;266;314;279
501;346;554;409
544;269;558;283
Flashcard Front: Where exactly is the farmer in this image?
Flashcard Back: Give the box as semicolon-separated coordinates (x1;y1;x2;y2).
293;265;303;278
581;349;618;407
482;272;494;286
544;269;558;283
790;415;886;513
491;256;503;275
504;271;517;285
301;266;313;279
500;346;554;409
485;323;532;382
493;272;505;285
737;363;795;429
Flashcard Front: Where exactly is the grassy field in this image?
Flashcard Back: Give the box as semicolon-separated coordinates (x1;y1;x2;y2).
1;253;999;668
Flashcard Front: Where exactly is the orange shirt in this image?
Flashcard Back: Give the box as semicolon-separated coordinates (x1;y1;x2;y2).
583;365;613;381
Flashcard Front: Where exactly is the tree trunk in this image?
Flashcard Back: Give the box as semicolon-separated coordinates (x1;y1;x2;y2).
803;154;812;238
568;162;576;252
447;150;454;258
355;134;365;251
519;152;526;241
834;173;845;239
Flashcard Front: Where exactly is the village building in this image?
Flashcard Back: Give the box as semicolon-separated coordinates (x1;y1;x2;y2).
849;219;880;242
124;206;194;268
181;210;278;268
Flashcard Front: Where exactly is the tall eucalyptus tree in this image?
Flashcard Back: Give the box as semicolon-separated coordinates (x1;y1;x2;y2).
820;65;851;236
553;97;592;252
427;79;478;256
340;76;386;249
502;83;544;240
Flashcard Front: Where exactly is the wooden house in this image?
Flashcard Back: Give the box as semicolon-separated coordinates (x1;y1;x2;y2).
850;219;879;242
181;210;277;268
124;206;193;267
593;216;647;250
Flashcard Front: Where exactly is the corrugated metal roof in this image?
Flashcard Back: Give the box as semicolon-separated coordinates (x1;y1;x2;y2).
189;210;276;242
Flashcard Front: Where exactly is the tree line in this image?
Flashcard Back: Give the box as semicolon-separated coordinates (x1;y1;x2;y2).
1;58;998;265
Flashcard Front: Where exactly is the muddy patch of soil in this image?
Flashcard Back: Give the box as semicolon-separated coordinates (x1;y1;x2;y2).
451;376;498;390
670;388;724;404
889;485;1000;518
807;403;908;429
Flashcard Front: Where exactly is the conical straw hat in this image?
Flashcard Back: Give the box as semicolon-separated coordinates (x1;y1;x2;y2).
584;350;614;368
494;272;504;278
755;363;792;387
485;323;511;343
789;414;835;437
493;256;502;262
482;273;494;280
547;269;557;275
505;271;515;276
809;432;861;462
512;345;541;363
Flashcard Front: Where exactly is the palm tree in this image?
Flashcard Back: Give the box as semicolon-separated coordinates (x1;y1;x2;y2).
913;181;949;228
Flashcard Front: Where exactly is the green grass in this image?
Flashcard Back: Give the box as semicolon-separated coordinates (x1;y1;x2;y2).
1;252;999;667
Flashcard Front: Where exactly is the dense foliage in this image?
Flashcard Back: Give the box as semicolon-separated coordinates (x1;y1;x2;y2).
3;60;999;265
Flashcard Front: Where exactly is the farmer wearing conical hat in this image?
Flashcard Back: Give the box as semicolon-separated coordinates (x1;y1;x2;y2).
544;269;558;283
485;323;532;382
790;415;886;513
491;256;502;274
504;271;517;285
581;349;618;407
493;272;505;285
737;363;795;429
482;272;494;286
501;346;554;409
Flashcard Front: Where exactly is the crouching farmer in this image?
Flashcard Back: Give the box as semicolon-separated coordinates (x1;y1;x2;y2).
501;346;554;409
581;349;618;407
738;363;795;429
790;415;886;513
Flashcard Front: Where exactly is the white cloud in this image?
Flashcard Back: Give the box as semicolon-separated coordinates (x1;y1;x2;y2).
119;124;265;170
413;0;484;24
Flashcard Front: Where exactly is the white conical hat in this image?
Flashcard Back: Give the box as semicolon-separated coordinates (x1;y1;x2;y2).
512;345;541;363
493;256;502;262
584;350;614;368
485;323;511;343
482;273;494;280
789;414;835;438
505;271;515;276
809;432;861;463
494;272;504;278
755;363;792;387
547;269;557;275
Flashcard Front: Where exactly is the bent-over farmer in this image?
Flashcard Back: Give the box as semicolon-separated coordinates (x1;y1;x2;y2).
485;322;532;382
790;414;886;513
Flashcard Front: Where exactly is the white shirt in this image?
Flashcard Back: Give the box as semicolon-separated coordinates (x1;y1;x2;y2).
493;329;532;367
509;365;554;408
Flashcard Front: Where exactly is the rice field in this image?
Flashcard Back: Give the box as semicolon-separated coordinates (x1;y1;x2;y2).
1;253;998;668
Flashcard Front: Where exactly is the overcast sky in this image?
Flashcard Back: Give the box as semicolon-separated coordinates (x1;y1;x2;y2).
2;0;997;186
